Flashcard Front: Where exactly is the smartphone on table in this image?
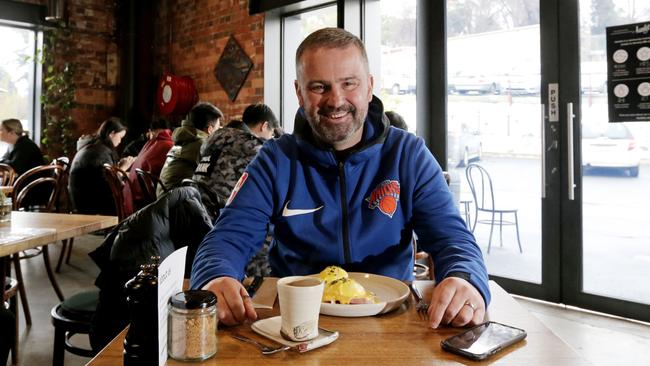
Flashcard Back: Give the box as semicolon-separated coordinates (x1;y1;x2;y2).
441;321;527;360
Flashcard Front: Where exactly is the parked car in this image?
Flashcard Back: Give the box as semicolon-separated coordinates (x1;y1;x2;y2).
582;123;641;177
501;72;540;95
382;71;416;94
448;122;482;167
449;72;501;95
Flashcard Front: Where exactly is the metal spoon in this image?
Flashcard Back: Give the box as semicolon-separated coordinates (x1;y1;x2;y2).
231;334;291;355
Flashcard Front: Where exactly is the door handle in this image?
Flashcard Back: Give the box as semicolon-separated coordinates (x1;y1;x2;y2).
541;104;546;199
567;103;576;200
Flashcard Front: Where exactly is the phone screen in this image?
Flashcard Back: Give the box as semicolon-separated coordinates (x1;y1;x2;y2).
442;321;526;359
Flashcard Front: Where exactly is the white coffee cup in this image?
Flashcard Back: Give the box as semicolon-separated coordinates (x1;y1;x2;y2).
277;276;324;342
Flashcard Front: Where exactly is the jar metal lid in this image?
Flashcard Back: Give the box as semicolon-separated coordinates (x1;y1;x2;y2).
170;290;217;309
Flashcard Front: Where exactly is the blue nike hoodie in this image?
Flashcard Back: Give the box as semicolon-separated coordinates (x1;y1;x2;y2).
190;96;490;305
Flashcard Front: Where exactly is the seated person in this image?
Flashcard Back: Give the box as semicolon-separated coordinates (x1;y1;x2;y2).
69;117;135;216
0;118;44;175
191;28;490;329
157;102;222;196
126;118;173;209
192;103;280;277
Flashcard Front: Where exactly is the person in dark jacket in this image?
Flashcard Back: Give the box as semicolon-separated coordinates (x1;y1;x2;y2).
69;117;135;216
157;102;223;196
0;118;44;175
88;186;212;351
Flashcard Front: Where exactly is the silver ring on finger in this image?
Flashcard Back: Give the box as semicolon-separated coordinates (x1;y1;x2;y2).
464;301;476;311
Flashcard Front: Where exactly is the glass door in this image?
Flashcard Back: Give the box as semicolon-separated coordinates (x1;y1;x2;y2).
446;1;544;287
563;0;650;320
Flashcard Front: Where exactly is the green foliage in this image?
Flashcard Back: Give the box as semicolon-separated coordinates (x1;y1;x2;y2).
40;26;77;161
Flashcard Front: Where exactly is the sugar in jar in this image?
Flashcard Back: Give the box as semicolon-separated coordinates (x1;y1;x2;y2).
168;290;218;361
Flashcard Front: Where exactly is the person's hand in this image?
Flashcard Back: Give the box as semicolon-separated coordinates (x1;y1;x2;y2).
118;156;135;171
202;276;257;326
427;277;485;328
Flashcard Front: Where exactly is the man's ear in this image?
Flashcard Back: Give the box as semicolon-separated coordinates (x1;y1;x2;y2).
295;80;304;106
367;74;375;102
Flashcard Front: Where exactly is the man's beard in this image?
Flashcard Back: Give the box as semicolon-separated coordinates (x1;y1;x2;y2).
306;104;365;146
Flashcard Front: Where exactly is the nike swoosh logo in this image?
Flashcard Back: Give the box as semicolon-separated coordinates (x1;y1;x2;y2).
282;200;323;217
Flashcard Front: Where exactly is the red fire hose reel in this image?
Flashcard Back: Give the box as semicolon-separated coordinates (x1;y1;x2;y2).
156;74;198;116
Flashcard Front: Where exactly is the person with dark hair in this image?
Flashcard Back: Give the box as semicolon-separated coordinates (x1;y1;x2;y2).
191;103;280;277
126;118;173;209
158;102;223;196
0;118;44;175
69;117;134;216
192;28;489;329
385;111;409;131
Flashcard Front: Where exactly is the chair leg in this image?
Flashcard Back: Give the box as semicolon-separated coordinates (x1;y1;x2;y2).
11;254;31;326
55;240;68;273
487;212;496;254
65;237;74;264
42;245;65;301
499;212;504;247
514;211;523;253
52;324;65;366
10;290;19;365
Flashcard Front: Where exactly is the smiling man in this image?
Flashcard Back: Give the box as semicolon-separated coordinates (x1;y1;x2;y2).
191;28;489;330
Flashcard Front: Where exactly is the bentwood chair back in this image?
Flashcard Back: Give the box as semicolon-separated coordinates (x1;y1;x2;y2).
0;163;16;186
51;157;77;272
103;164;130;222
10;164;67;329
465;163;522;254
135;168;167;206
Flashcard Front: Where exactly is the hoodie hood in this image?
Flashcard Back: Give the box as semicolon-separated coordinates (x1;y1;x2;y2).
172;121;208;146
76;134;97;151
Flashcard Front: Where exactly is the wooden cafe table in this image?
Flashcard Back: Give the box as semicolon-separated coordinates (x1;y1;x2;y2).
1;211;118;300
87;281;589;366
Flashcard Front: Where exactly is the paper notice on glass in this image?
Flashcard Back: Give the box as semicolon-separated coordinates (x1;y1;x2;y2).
157;246;187;366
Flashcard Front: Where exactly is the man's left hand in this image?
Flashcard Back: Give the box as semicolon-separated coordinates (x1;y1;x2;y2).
427;276;485;328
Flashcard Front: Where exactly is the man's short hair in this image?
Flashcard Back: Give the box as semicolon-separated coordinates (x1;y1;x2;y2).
295;27;369;78
187;102;223;131
242;103;279;130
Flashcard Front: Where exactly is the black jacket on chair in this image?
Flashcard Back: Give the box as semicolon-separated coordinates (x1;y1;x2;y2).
88;186;213;351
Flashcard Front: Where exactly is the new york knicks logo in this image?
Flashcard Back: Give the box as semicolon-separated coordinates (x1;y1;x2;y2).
365;180;400;218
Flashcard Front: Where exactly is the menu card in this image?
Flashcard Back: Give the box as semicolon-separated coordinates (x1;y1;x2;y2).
157;246;187;366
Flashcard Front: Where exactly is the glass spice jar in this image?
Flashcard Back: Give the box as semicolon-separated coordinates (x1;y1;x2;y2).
168;290;218;361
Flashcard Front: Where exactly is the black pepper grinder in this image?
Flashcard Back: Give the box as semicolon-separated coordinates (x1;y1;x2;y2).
123;262;159;365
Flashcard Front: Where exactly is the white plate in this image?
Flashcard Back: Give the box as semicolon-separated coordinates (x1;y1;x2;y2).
317;272;409;317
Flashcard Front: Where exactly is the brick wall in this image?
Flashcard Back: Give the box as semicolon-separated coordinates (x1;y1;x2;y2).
153;0;265;123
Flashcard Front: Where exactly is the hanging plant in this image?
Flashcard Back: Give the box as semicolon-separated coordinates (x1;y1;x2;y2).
40;24;77;161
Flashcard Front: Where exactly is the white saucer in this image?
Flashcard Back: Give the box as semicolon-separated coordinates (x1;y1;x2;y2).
251;316;339;353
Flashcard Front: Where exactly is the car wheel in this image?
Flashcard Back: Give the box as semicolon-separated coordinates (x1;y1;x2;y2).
391;84;400;95
629;166;639;177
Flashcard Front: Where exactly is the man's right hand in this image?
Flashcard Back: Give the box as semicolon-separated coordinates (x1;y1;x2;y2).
202;277;257;325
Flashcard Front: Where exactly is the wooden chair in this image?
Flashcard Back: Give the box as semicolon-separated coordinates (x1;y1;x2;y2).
11;164;66;327
3;276;19;364
134;168;167;206
51;290;99;366
0;163;16;186
103;164;130;222
50;158;76;273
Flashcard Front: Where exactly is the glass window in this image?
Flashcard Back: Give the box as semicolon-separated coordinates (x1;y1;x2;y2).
374;0;417;133
447;0;542;283
0;24;39;156
281;5;337;133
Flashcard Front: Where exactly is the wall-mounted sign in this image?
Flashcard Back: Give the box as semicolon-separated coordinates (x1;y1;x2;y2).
606;21;650;122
